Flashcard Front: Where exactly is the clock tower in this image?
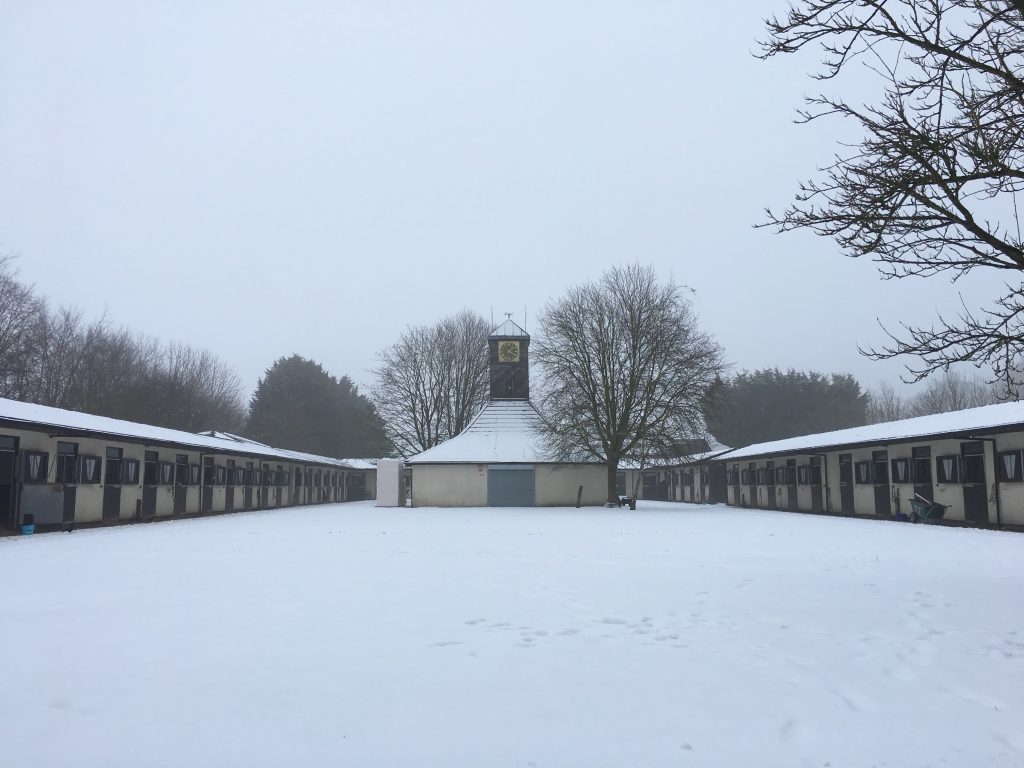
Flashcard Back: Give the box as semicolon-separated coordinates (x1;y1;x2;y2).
488;317;530;400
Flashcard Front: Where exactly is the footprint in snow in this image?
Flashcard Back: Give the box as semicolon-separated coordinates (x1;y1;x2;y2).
596;617;628;625
429;641;462;648
464;619;485;625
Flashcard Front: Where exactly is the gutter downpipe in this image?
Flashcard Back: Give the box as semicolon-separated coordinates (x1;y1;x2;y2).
968;435;1002;528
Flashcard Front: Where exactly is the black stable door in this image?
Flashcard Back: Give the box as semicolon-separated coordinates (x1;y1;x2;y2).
961;441;988;523
912;446;933;504
0;449;15;528
873;450;891;516
838;454;854;514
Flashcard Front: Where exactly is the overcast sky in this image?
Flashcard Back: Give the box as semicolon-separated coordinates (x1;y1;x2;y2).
0;1;1006;399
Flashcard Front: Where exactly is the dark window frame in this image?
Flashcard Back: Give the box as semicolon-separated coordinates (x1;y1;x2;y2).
997;449;1023;483
890;457;911;484
936;455;961;484
79;454;102;484
23;450;49;484
122;458;141;485
56;442;78;484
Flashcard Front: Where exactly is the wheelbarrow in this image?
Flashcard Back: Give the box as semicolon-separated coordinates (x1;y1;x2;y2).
910;495;950;524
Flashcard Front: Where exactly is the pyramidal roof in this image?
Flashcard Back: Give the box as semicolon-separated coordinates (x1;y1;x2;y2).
490;318;529;338
407;400;546;464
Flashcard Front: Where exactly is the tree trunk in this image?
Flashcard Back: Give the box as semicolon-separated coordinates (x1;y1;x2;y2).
606;460;619;504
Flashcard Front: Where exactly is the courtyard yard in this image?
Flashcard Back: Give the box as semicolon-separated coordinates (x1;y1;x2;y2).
2;501;1023;767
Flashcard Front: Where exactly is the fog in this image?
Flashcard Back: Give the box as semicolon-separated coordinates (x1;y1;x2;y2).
0;1;1005;397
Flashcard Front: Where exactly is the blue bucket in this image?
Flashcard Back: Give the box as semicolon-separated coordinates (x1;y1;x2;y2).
20;524;34;535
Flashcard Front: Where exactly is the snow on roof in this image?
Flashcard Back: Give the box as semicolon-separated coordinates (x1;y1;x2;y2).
618;437;733;470
0;398;349;467
407;400;550;464
489;318;529;338
344;458;378;470
724;400;1024;461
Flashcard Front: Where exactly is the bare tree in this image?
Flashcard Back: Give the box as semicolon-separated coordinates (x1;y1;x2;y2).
907;369;1000;416
372;310;490;457
533;264;725;503
865;380;907;424
151;342;246;432
759;1;1024;395
0;256;45;398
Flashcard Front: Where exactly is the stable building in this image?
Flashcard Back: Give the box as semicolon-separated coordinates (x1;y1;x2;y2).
701;401;1024;527
406;319;607;507
0;397;376;531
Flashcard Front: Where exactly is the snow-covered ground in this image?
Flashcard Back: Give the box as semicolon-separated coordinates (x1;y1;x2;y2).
3;502;1023;767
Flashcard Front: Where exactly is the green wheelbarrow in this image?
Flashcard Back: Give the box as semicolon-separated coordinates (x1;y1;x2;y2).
910;495;950;524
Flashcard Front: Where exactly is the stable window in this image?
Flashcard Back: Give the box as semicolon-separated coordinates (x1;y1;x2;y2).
295;467;303;487
203;456;216;485
23;450;48;483
144;451;159;485
855;461;872;484
997;450;1023;482
775;467;786;484
216;466;226;485
936;455;960;484
797;465;810;485
740;469;750;484
0;435;16;450
872;451;889;484
56;442;78;483
158;461;174;485
104;447;123;484
122;458;140;485
175;455;189;486
262;464;271;485
911;446;932;483
809;458;822;485
756;469;765;484
277;466;284;486
891;458;911;484
962;444;986;484
79;455;102;484
189;464;201;485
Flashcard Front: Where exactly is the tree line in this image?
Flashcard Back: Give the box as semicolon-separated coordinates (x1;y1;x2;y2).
0;258;387;458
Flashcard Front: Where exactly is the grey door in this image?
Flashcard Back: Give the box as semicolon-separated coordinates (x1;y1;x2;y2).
102;486;121;521
487;465;535;507
141;487;156;519
63;486;77;524
173;485;187;515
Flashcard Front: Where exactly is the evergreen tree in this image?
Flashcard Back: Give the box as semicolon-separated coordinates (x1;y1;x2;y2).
248;355;390;458
705;369;868;448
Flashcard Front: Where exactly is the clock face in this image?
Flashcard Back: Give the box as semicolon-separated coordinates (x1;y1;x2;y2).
498;340;520;362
